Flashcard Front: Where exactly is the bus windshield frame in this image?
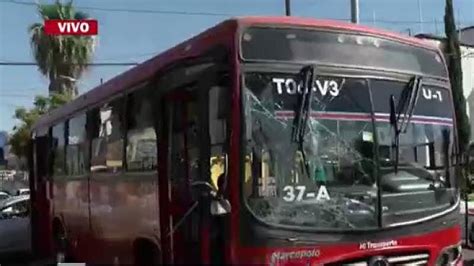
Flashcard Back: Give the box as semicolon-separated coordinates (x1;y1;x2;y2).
239;24;458;232
241;68;459;232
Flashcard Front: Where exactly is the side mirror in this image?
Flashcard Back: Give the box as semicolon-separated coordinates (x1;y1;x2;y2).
191;181;218;197
210;198;231;216
191;181;232;216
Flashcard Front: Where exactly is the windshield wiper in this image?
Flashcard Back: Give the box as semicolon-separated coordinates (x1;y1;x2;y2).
292;65;317;179
389;76;423;173
441;128;451;187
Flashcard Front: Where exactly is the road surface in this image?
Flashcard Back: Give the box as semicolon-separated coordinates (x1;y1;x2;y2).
464;247;474;265
462;210;474;265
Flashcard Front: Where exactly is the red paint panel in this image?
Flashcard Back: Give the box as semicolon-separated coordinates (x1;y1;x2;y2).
234;225;461;265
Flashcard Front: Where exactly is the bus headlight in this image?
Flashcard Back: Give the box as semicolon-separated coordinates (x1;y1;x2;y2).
436;245;462;266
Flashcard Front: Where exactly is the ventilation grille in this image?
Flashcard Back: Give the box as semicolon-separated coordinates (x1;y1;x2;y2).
326;252;430;266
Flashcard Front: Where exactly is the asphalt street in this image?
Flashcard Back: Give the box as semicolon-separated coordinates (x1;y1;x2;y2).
464;248;474;266
462;213;474;266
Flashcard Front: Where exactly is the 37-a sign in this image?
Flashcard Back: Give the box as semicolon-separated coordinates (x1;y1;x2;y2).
44;20;98;35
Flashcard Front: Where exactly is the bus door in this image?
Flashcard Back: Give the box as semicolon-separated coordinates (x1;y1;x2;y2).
29;130;54;258
161;89;205;264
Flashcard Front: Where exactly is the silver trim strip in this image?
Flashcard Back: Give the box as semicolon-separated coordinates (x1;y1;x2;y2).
346;262;367;266
404;260;428;266
387;195;460;227
387;254;429;263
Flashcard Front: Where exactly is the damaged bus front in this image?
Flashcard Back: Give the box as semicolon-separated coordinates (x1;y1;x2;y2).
238;26;461;265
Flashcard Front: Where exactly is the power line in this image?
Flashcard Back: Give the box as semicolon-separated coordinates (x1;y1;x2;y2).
95;51;159;61
3;0;474;25
0;62;139;66
0;94;42;98
1;87;42;91
2;51;155;64
0;0;233;17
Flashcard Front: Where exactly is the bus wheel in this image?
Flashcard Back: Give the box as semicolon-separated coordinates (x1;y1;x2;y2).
52;222;72;263
134;240;161;266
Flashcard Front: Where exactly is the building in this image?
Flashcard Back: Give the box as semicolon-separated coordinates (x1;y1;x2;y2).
460;26;474;45
416;26;474;144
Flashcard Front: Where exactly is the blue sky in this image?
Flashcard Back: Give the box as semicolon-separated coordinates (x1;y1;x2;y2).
0;0;473;132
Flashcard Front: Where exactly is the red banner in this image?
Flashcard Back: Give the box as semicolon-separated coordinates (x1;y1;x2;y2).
44;19;98;35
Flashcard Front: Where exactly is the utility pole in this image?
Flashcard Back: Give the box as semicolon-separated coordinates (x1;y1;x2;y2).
351;0;359;24
418;0;424;32
285;0;291;16
457;8;462;39
372;10;376;26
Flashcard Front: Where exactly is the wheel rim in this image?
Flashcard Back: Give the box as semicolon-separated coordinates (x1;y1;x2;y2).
54;233;67;263
56;251;65;263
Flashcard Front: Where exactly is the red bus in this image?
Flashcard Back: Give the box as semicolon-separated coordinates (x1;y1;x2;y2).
29;16;463;265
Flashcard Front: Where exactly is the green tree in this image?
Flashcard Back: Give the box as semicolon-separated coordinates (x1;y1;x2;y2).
444;0;471;154
9;92;73;160
29;0;95;96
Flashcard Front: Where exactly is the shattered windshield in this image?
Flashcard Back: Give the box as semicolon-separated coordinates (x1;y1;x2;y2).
242;72;458;230
372;80;457;225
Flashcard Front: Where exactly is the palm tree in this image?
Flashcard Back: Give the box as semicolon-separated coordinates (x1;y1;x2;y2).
29;0;95;96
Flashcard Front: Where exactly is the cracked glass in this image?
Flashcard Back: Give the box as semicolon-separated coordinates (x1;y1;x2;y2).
243;72;378;230
242;72;458;230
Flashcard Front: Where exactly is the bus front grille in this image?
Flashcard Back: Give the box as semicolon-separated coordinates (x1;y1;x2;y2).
327;252;430;266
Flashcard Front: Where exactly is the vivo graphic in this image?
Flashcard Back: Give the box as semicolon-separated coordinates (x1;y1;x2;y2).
44;20;98;35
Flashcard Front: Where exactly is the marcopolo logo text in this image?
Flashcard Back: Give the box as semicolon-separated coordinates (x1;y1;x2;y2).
270;249;320;263
44;19;98;35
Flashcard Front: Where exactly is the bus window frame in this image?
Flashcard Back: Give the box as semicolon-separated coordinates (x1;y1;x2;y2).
237;25;449;81
124;82;159;173
65;112;88;179
88;94;127;175
238;63;459;233
32;127;50;182
50;121;67;179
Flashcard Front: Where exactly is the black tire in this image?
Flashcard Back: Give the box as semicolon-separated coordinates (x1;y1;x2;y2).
52;223;74;264
134;241;160;266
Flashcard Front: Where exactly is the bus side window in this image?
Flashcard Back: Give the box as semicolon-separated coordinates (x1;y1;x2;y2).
126;85;157;172
51;122;66;178
90;97;125;173
66;113;87;176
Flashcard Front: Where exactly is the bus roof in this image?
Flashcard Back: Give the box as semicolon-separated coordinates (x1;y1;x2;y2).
236;16;437;49
33;16;441;131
